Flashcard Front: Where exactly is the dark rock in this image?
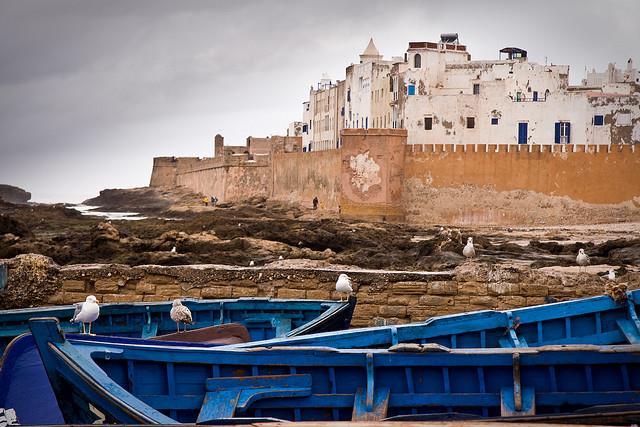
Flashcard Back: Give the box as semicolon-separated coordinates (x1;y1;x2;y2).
0;184;31;204
609;244;640;265
0;254;61;309
0;215;33;238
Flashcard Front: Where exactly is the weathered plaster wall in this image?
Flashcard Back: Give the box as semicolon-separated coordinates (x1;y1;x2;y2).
404;143;640;205
340;129;406;221
271;149;342;210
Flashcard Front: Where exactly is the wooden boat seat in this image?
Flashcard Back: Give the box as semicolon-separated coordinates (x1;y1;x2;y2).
151;323;251;344
197;374;312;423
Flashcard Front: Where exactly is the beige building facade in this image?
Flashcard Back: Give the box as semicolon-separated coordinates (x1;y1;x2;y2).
298;35;640;147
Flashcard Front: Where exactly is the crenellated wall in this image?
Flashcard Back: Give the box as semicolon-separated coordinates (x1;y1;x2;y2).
405;143;640;204
150;131;640;223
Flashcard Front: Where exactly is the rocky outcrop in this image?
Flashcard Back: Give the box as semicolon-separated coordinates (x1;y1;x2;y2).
0;215;33;238
0;254;61;309
0;184;31;204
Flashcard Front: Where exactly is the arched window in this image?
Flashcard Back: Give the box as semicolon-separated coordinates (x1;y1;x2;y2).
414;54;422;68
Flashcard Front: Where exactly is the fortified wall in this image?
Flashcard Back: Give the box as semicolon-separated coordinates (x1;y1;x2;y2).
150;130;640;223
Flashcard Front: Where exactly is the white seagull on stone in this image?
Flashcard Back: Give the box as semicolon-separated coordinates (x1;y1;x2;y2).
463;237;476;259
71;295;100;335
170;299;193;333
171;246;177;253
608;269;616;281
278;255;284;260
576;248;590;272
335;273;353;301
249;260;255;266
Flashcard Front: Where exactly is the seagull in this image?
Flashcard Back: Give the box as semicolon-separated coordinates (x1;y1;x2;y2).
249;260;255;266
71;295;100;335
576;248;590;272
278;255;284;260
462;237;476;258
608;269;616;281
170;299;193;333
335;274;353;301
171;246;177;253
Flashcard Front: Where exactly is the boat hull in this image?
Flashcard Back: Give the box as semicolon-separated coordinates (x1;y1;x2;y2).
232;291;640;350
29;318;640;424
0;296;355;354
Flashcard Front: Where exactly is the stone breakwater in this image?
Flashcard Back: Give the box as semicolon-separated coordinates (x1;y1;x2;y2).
2;254;638;327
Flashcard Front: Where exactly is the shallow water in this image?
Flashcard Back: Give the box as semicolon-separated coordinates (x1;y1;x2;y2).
70;204;147;221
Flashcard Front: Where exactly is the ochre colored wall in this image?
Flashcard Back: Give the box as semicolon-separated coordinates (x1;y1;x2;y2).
340;129;406;221
271;149;342;210
177;163;271;202
405;143;640;204
149;157;178;187
150;138;640;221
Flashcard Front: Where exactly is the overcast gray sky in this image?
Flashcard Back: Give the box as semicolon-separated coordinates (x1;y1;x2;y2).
1;0;638;203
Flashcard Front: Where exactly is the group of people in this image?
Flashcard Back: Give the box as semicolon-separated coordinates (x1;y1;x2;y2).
203;195;218;206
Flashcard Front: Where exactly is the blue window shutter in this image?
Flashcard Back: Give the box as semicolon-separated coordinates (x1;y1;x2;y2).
594;115;604;126
566;122;571;144
408;85;415;95
554;122;561;143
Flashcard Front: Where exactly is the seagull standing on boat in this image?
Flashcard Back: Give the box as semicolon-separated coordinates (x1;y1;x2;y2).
462;237;476;259
71;295;100;335
170;299;193;333
335;274;353;301
576;249;590;272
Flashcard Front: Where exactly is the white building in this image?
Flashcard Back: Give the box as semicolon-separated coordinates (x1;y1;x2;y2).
298;35;640;147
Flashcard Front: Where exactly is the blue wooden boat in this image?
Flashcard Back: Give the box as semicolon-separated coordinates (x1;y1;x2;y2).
0;297;355;424
28;318;640;424
0;296;356;354
232;290;640;350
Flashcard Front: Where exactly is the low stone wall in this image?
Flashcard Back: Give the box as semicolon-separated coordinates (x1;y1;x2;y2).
22;260;636;328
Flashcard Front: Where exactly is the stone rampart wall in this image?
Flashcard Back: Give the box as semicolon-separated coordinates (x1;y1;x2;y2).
405;143;640;204
271;149;342;211
150;132;640;223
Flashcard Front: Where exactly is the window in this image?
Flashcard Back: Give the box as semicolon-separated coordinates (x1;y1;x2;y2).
491;117;499;125
347;89;351;102
466;117;475;129
516;91;523;102
302;124;308;133
424;117;433;130
473;84;480;95
414;53;422;68
365;117;368;129
533;91;538;101
594;115;604;126
407;84;416;95
389;76;394;92
554;121;571;144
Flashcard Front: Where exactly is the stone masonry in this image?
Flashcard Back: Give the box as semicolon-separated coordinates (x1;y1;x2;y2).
3;255;637;327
